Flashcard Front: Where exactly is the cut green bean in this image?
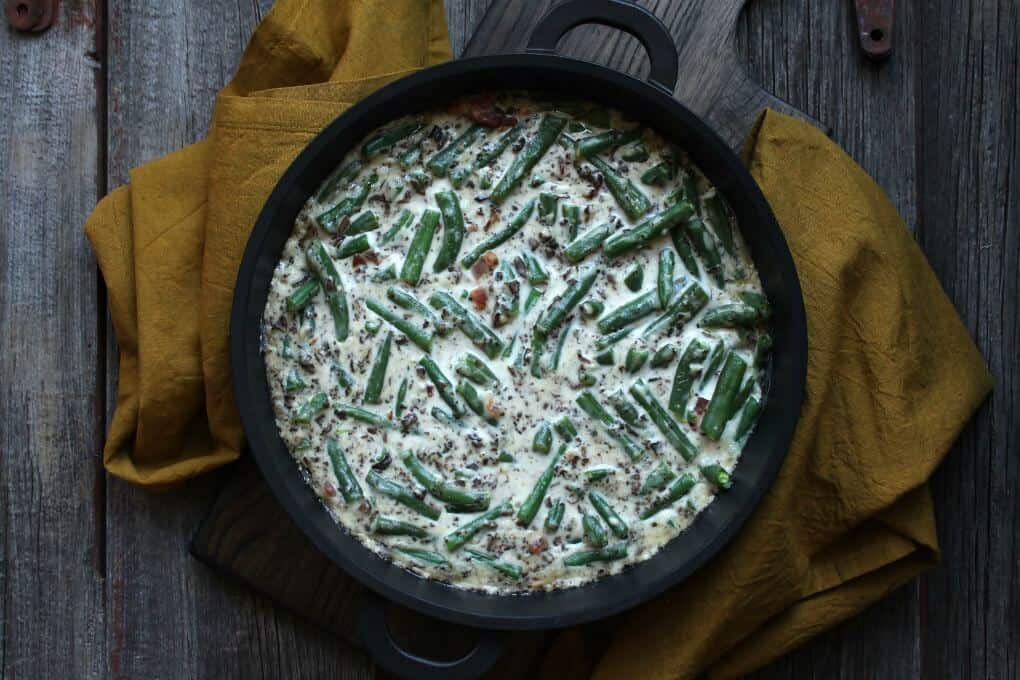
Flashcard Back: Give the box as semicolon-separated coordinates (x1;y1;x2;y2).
335;403;393;429
650;343;678;368
431;407;459;427
407;170;432;194
327;439;364;502
521;251;549;285
701;464;733;490
284;369;306;393
576;391;646;461
639;460;677;496
460;197;536;268
641;281;709;339
755;331;774;364
703;192;735;255
561;220;614;264
584;465;617;482
562;203;581;240
564;541;628;566
331;362;355;388
348;210;379;235
701;352;748;440
427;123;485;176
603;201;694;258
538;192;559;225
544;499;565;533
699;340;727;388
317;174;377;233
524;287;544;314
399;208;440;285
623;264;643;292
595;348;615;366
364;298;434;352
517;443;566;527
367;319;383;336
640;473;696;519
598;289;660;334
552;323;573;370
625;346;649;373
444;501;513;551
372;515;429;538
640;161;675;186
588;156;651;220
606;389;643;429
589;490;628;538
534;265;598;338
735;396;761;441
317;159;364;203
371;264;397;282
474;123;523;169
739;291;772;318
684;217;724;286
293;392;328;423
670;227;701;279
337;234;371;259
419;355;465;418
529;333;546;379
395;545;449;566
701;303;761;328
428;291;505;359
386;285;452;336
620;141;649;162
403;452;491;511
532;421;553;454
491;114;567;203
286;279;320;313
457;379;498;425
629;379;698;461
362;121;424;158
432;191;466;272
455;354;500;387
580;299;604;319
465;548;523;580
554;417;578;440
669;339;711;414
380;209;415;246
363;331;392;404
398;145;421;170
657;249;675;308
394;377;409;417
595;327;633;350
367;470;442;519
306;240;349;340
578;371;597;387
574;127;641;159
582;512;608;547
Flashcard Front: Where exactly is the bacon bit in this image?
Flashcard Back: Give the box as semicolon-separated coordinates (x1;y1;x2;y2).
484;208;501;232
526;536;549;555
450;94;518;128
469;287;488;311
351;254;367;266
471;251;499;278
484;396;504;418
322;481;337;498
425;385;435;398
694;396;710;416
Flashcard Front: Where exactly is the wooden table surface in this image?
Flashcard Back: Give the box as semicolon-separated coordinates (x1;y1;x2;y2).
1;1;1016;678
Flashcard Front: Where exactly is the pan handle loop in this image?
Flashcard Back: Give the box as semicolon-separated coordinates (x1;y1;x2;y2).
525;0;679;95
357;588;505;680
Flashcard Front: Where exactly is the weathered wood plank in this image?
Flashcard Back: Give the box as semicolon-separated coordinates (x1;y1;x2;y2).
103;1;369;678
915;2;1019;679
0;2;107;678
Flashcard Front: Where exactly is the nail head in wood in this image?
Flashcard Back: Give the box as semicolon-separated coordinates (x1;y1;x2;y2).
5;0;56;32
853;0;893;62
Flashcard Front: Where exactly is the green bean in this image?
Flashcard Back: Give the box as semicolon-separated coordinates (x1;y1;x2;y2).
740;291;772;318
561;220;614;263
589;490;628;538
317;174;377;233
670;228;701;279
394;377;409;417
293;392;328;423
362;120;424;158
731;377;755;421
701;352;748;440
603;201;694;257
365;319;382;336
331;362;355;388
380;208;415;245
301;305;317;333
701;464;733;490
735;396;761;441
371;264;397;282
337;234;371;259
520;250;549;285
444;501;513;551
578;371;597;387
517;443;566;527
335;403;393;429
455;354;500;387
598;290;660;334
408;170;432;194
306;240;349;340
428;291;505;359
657;250;675;308
386;285;452;336
284;369;306;393
317;159;364;203
399;208;440;285
640;161;675;186
650;343;678;368
432;191;467;271
701;303;761;328
372;516;429;538
595;348;615;366
625;346;649;373
534;265;598;338
465;548;523;580
364;298;434;352
524;287;544;313
529;333;546;379
286;279;320;313
427;123;485;176
552;323;573;370
532;421;553;454
456;379;498;425
620;141;649;162
584;465;617;482
640;473;696;519
564;541;628;566
580;299;604;318
703;192;735;255
639;460;677;496
684;217;724;286
367;470;441;520
538;192;559;225
498;451;516;463
280;335;293;359
562;203;581;240
327;439;364;502
669;339;711;414
491;114;567;203
582;512;608;547
681;172;701;213
588;156;651;220
544;499;565;533
595;327;632;350
363;331;392;404
403;452;491;511
460;198;536;268
641;281;709;339
755;332;774;364
629;379;698;461
623;264;643;292
348;210;379;235
398;145;421;170
699;340;726;388
419;355;465;418
431;407;459;427
573;127;641;159
474;123;523;169
606;389;644;429
554;417;578;440
576;391;646;461
395;545;449;566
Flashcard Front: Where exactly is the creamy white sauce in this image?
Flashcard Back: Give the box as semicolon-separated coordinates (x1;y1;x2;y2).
261;94;767;593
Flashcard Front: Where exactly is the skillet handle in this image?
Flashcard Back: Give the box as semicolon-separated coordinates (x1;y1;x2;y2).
357;588;505;680
525;0;679;95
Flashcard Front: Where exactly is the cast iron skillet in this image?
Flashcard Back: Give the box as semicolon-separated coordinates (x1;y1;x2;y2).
230;1;807;677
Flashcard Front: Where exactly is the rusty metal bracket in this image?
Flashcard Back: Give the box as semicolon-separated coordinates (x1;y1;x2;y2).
853;0;893;62
5;0;57;33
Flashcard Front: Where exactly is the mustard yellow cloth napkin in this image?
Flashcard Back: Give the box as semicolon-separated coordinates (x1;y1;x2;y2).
84;0;992;676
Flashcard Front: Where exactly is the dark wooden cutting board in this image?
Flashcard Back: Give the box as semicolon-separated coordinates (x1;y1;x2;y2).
191;1;817;674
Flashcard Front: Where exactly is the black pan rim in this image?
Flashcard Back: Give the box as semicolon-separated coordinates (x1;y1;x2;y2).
230;53;808;631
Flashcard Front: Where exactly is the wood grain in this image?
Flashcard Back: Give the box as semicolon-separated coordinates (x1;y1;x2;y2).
0;1;108;677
